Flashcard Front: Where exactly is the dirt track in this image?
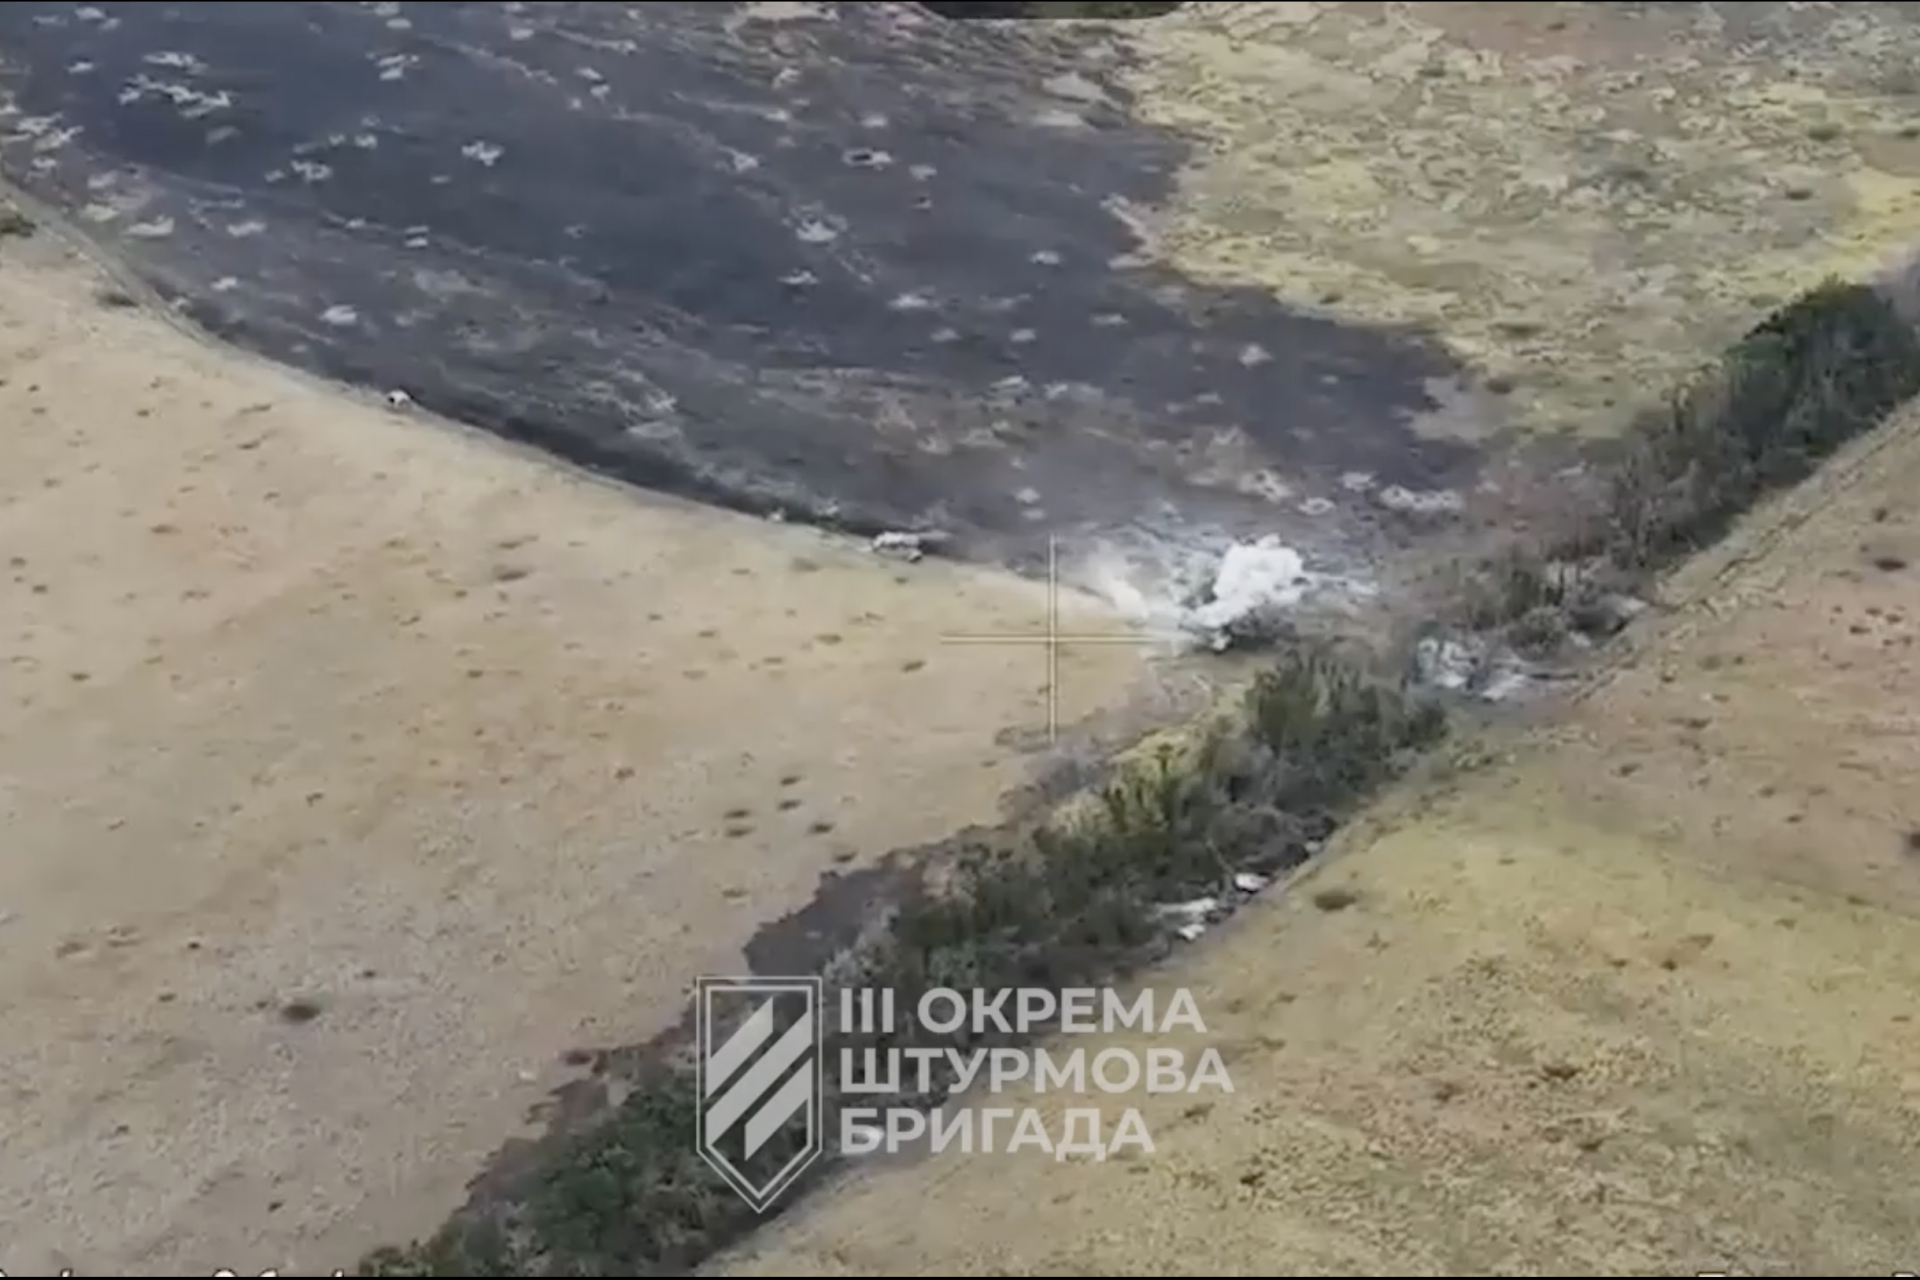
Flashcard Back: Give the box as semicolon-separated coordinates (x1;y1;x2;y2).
714;394;1920;1275
0;232;1168;1276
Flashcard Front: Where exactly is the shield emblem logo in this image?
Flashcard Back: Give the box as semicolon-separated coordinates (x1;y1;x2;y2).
695;975;825;1212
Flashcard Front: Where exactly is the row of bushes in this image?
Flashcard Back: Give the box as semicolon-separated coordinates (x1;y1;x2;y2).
1461;280;1920;637
358;277;1920;1276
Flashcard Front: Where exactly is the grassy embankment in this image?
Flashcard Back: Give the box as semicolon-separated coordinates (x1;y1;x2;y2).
356;254;1920;1279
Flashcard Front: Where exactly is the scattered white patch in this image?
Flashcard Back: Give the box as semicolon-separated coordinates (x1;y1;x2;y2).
1010;328;1037;344
376;54;418;82
9;114;61;141
930;327;960;343
887;291;935;312
1158;897;1220;942
871;531;941;563
727;0;832;31
1233;871;1270;895
908;163;937;181
1298;496;1335;516
860;112;889;130
1043;70;1113;106
779;269;817;287
509;26;535;40
226;219;266;238
1411;633;1538;703
991;375;1029;394
290;159;332;183
794;217;840;244
1235;468;1292;505
144;51;207;74
1374;485;1463;517
67;60;95;75
206;125;239;145
1339;470;1375;492
461;141;504;166
211;276;239;293
75;6;107;21
576;66;604;83
1013;487;1042;505
321;304;359;327
1091;312;1127;328
1238;343;1272;367
1029;249;1062;266
724;148;759;173
125;216;174;239
843;148;893;169
354;133;379;149
405;235;429;248
121;76;233;118
1032;107;1089;130
32;125;82;154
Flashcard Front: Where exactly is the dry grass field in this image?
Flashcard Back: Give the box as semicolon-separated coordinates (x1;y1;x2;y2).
0;229;1168;1275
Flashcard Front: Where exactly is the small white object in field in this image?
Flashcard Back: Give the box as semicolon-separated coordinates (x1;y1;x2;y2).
1373;484;1463;517
871;530;947;563
384;388;412;409
1233;870;1270;895
1157;896;1221;922
1175;921;1208;942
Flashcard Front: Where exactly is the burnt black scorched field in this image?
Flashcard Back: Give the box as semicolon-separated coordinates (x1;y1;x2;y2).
0;0;1498;575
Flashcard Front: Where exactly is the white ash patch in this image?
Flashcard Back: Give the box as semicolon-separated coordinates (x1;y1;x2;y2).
1374;485;1463;518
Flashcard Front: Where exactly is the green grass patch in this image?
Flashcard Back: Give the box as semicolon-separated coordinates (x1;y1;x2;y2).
358;275;1920;1277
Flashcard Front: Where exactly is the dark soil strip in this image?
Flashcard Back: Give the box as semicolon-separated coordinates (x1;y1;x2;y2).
0;0;1474;568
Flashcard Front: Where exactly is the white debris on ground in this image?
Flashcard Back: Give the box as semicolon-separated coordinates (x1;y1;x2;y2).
871;530;945;563
1156;866;1280;944
1410;630;1549;703
1372;484;1463;517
